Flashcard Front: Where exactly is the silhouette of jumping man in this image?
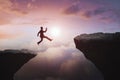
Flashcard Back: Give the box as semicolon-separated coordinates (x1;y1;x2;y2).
37;27;52;45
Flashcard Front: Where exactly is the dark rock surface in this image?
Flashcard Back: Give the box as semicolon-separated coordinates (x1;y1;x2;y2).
0;49;36;80
74;32;120;80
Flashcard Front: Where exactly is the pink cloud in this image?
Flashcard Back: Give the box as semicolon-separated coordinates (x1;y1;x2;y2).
0;19;11;25
0;30;23;39
63;0;120;24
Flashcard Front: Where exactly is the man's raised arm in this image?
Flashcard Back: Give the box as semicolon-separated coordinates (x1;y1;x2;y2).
44;28;47;32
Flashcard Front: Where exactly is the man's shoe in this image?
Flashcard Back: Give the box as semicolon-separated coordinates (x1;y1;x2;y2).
37;42;39;45
50;39;53;41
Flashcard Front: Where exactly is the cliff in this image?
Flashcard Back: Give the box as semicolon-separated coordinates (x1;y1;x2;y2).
0;49;36;80
74;32;120;80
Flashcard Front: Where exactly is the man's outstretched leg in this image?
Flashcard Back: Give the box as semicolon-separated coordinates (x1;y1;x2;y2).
37;38;43;45
44;36;52;41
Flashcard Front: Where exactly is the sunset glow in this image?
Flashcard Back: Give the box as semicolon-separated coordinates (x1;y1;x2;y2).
50;27;61;37
0;0;119;80
0;0;120;50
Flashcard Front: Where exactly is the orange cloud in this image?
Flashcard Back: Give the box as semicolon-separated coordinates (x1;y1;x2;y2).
0;33;13;39
0;0;29;25
0;0;28;16
0;19;11;25
0;31;20;39
0;0;12;9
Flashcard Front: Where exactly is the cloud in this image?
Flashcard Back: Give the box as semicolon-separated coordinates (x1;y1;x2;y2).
63;0;120;23
0;31;22;39
0;18;11;25
0;0;29;25
79;7;111;20
63;3;80;15
0;0;12;10
0;0;29;17
14;46;103;80
0;33;14;39
100;17;114;23
82;8;108;18
10;8;28;16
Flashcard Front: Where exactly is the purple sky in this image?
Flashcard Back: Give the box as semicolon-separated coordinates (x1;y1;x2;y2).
1;1;118;80
0;0;120;50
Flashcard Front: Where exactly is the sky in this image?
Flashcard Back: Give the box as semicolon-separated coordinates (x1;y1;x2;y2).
0;0;120;50
1;0;120;80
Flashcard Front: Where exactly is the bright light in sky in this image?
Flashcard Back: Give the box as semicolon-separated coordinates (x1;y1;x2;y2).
50;27;61;37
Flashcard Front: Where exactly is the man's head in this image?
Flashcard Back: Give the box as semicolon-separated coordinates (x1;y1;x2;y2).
41;27;43;30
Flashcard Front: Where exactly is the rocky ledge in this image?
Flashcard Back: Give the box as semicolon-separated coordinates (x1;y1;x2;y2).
74;32;120;80
0;49;36;80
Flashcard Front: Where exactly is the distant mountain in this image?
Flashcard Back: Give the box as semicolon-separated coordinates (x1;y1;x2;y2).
0;49;36;80
74;32;120;80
